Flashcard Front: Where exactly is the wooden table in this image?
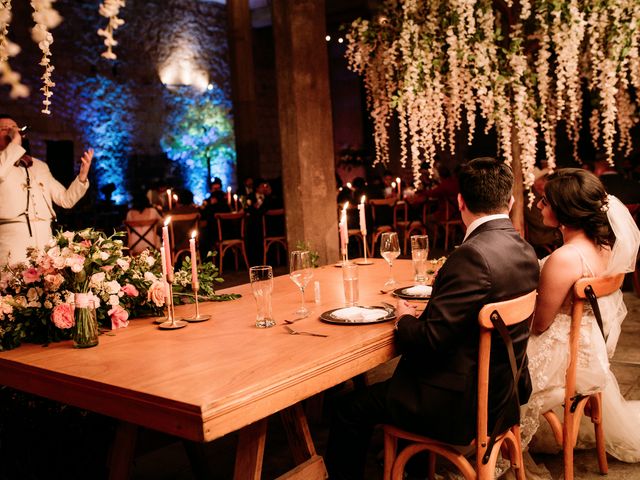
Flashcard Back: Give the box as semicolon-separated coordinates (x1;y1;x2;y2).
0;259;418;479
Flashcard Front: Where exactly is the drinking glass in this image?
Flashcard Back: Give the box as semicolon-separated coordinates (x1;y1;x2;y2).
411;235;429;285
289;250;314;316
380;232;400;289
342;262;359;306
249;266;275;328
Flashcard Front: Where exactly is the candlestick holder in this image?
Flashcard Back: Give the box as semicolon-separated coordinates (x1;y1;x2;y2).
184;284;211;322
159;280;188;329
356;232;373;265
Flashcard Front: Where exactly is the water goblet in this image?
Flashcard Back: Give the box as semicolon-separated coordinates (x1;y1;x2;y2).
411;234;429;285
380;232;400;289
289;250;314;316
249;265;275;328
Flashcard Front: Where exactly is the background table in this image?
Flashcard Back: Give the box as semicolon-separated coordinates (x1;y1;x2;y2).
0;259;419;479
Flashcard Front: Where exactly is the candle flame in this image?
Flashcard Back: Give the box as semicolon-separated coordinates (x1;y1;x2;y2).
396;177;401;183
173;194;178;201
233;193;238;200
167;188;171;195
227;186;231;192
361;195;366;204
164;216;172;226
346;182;352;189
191;230;197;239
343;201;349;211
391;181;396;188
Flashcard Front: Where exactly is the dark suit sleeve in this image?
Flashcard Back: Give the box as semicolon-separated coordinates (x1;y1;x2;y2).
394;244;491;359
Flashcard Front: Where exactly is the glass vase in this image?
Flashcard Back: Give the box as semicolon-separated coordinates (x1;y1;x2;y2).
73;293;99;348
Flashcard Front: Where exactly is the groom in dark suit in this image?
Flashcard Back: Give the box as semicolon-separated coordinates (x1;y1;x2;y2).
325;157;540;479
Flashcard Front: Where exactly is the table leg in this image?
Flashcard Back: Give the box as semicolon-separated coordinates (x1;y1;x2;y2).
278;403;327;480
234;418;267;480
108;421;138;480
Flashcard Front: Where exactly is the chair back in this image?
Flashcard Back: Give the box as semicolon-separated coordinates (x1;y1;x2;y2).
124;219;160;254
369;198;397;230
215;211;246;242
168;212;201;263
476;290;537;467
262;208;286;238
565;274;625;403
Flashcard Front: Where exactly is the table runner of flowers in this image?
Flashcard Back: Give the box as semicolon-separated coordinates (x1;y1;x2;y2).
0;229;239;351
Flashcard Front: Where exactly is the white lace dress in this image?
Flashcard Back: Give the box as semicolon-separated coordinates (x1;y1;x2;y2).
520;248;640;464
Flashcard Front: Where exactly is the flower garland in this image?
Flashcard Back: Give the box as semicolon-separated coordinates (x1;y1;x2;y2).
0;0;29;98
345;0;640;197
97;0;125;60
30;0;62;114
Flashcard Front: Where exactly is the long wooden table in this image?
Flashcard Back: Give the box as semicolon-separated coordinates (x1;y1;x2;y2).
0;259;418;479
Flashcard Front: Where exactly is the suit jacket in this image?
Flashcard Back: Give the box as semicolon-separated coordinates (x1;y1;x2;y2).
388;218;539;445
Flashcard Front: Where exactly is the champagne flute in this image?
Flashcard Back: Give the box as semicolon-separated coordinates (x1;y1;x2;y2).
289;250;314;316
380;232;400;289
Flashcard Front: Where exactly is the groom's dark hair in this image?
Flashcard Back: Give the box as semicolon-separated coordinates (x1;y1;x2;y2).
458;157;513;214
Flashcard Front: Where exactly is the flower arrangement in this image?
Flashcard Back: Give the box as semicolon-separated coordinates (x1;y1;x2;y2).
0;229;238;351
345;0;640;203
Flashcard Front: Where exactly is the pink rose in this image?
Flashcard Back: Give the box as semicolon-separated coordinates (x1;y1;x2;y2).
121;284;139;297
22;268;40;284
147;281;166;307
51;303;75;329
81;240;92;247
108;305;129;330
101;265;114;272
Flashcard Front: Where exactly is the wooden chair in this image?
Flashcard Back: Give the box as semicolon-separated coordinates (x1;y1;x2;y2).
369;197;397;256
395;201;428;255
432;196;464;251
262;208;288;265
541;274;625;480
124;219;160;255
383;290;537;480
214;211;250;274
169;212;201;264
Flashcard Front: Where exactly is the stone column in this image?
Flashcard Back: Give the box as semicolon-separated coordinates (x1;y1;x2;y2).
227;0;260;185
272;0;339;265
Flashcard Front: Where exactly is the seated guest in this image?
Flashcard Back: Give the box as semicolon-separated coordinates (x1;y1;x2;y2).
524;173;562;257
325;157;539;479
125;190;163;255
238;176;254;198
407;163;460;221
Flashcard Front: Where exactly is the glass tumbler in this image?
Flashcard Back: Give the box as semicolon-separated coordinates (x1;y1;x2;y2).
249;266;275;328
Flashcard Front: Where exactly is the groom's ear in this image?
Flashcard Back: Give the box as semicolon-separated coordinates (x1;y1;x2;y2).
508;195;515;212
458;193;465;212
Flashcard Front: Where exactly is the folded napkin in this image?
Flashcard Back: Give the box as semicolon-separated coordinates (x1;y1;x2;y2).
403;285;432;297
332;307;388;323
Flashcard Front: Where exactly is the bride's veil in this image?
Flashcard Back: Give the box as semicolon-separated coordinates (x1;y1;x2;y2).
601;195;640;356
603;195;640;276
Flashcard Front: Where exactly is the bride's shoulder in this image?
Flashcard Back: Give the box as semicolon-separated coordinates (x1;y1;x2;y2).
540;245;583;276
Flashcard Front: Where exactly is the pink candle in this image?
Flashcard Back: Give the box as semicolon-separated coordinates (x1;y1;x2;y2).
162;218;174;282
233;193;238;212
396;177;401;199
190;230;199;291
227;186;232;205
358;196;367;235
160;241;170;301
340;202;349;254
166;189;172;210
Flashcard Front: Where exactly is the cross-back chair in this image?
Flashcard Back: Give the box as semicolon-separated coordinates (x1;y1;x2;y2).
124;219;160;255
214;211;250;274
541;273;625;480
395;201;428;255
383;290;537;480
262;208;288;265
169;212;201;265
431;196;464;251
369;197;397;256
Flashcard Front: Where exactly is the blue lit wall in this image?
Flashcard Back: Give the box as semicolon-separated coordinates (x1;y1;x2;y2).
160;85;236;204
73;74;135;204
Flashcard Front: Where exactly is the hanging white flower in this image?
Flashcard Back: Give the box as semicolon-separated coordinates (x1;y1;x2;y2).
0;2;30;99
97;0;125;60
30;0;62;114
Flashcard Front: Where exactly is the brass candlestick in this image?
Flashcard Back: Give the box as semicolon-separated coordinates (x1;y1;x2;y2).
185;281;211;322
159;277;187;329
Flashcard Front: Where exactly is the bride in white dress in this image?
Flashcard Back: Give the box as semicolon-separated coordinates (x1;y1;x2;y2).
520;168;640;472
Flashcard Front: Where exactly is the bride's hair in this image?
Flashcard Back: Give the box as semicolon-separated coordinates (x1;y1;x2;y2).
544;168;615;247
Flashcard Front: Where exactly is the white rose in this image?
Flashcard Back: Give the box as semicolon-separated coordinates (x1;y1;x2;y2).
145;256;156;267
144;272;157;282
108;294;120;306
116;258;130;271
100;251;110;261
90;272;106;285
105;280;121;295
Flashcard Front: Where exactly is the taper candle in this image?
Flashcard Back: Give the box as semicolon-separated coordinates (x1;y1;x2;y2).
190;230;199;291
396;177;401;199
227;186;232;205
358;195;367;235
166;188;172;210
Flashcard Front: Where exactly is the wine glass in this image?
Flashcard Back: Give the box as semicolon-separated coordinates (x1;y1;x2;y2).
380;232;400;289
289;250;314;316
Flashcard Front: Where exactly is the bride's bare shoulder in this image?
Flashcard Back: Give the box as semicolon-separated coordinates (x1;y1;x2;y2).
542;245;583;277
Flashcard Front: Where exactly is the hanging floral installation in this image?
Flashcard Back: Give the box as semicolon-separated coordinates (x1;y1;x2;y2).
30;0;62;114
97;0;125;60
345;0;640;198
0;0;124;112
0;0;29;98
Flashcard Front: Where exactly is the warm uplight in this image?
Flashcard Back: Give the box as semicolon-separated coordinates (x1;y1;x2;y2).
325;35;331;41
158;39;209;92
